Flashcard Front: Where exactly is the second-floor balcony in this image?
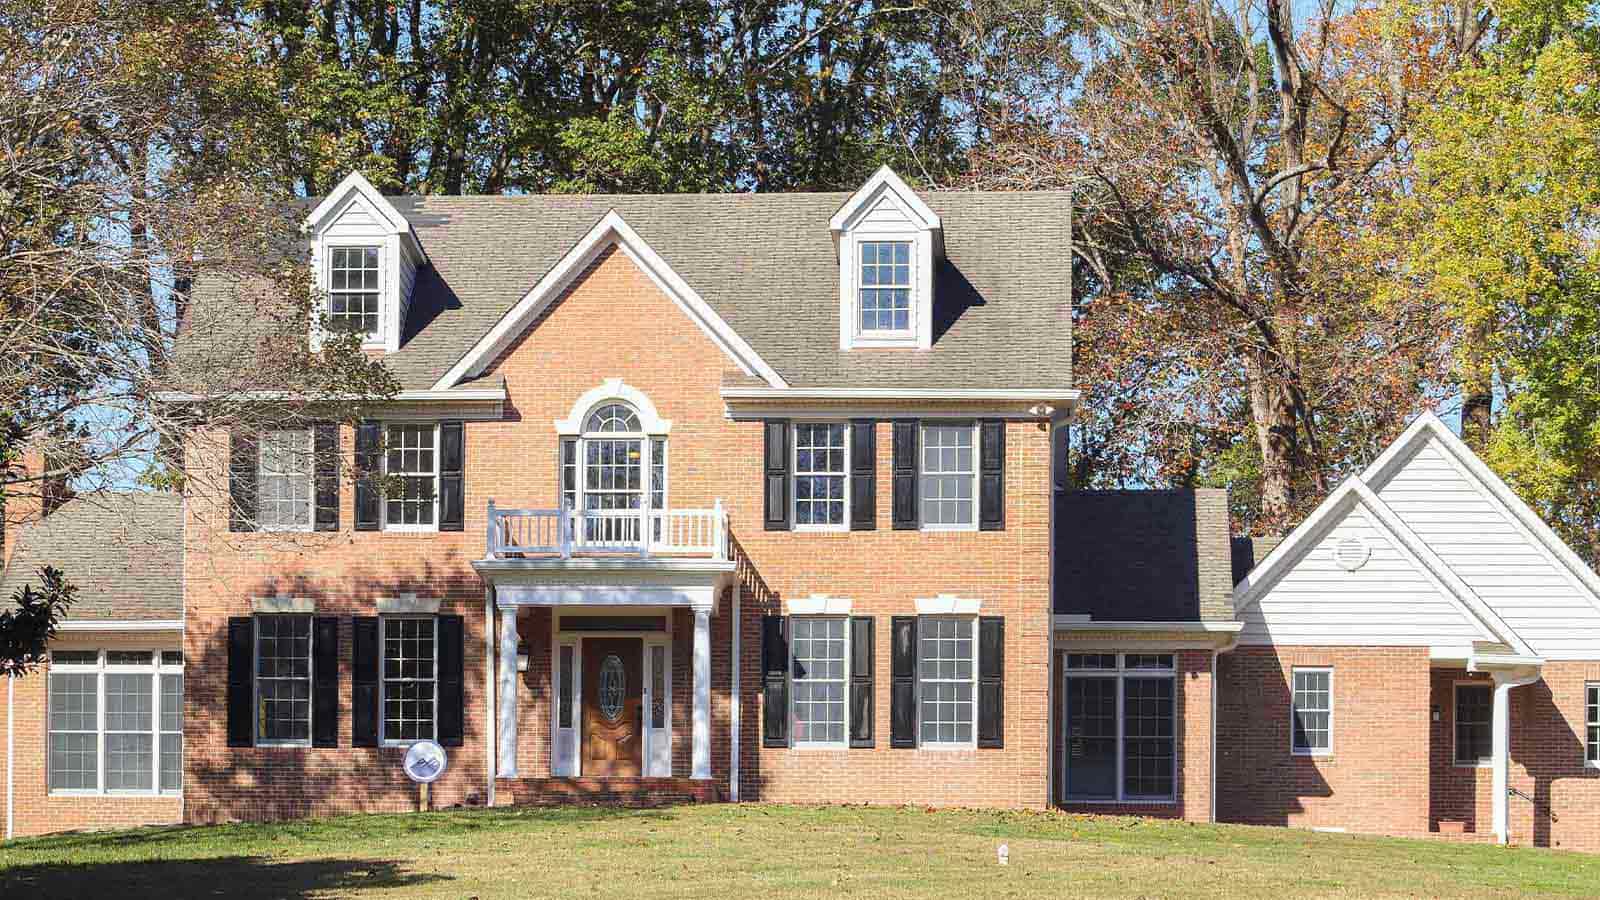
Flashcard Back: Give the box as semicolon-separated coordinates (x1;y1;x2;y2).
486;500;730;562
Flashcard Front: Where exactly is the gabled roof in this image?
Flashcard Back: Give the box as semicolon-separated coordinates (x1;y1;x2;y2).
829;166;942;233
0;493;183;623
1229;411;1588;658
434;210;786;389
304;171;412;236
261;189;1071;392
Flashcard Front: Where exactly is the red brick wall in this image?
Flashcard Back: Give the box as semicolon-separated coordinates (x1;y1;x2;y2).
171;244;1055;828
1430;662;1600;851
4;635;184;838
1053;649;1214;822
1216;646;1432;835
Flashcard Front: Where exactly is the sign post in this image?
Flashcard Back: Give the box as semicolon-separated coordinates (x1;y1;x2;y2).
403;740;448;812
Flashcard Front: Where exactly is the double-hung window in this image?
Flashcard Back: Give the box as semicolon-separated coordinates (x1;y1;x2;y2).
1455;683;1493;766
1061;653;1176;802
48;649;183;794
793;422;848;529
918;616;976;747
385;423;439;530
791;617;848;746
328;246;381;338
920;423;977;529
258;428;313;531
382;616;438;744
858;240;911;334
1588;684;1600;768
1291;668;1333;755
255;615;312;746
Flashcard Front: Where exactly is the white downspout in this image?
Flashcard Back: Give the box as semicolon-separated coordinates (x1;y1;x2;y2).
1491;668;1540;845
1211;632;1239;825
484;587;496;807
6;675;14;840
730;585;741;802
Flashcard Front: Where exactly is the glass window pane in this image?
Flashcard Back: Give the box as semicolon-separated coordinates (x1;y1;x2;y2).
258;429;313;530
384;424;439;530
791;618;847;744
382;617;437;743
919;425;975;527
50;733;98;791
257;616;313;744
1455;684;1493;764
858;241;912;332
792;424;848;528
105;733;154;791
1122;677;1174;799
917;617;975;745
160;732;183;792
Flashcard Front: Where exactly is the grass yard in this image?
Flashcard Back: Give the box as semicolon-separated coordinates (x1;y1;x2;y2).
4;804;1600;899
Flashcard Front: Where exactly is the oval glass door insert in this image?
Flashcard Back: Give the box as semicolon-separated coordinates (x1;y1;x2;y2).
599;655;625;721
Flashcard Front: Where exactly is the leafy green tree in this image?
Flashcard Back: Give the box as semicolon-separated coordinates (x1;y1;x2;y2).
1;568;75;678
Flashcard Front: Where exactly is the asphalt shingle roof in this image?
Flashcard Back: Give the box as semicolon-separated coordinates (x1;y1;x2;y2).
348;190;1072;391
0;493;183;622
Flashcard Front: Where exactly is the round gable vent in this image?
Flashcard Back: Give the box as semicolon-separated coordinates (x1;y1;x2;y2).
1333;536;1371;572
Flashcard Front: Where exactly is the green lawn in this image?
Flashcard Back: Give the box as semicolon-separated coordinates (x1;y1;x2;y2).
4;804;1599;899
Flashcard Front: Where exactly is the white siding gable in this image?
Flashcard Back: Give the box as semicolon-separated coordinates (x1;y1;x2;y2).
304;172;425;354
1239;502;1489;646
858;194;917;230
1370;434;1600;659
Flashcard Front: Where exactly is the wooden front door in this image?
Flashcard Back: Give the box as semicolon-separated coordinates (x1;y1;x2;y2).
582;638;644;776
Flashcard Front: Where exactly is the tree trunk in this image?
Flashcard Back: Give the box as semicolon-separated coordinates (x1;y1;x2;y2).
1247;352;1299;529
1461;319;1494;451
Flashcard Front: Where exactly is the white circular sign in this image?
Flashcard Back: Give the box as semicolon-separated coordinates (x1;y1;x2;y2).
403;740;448;784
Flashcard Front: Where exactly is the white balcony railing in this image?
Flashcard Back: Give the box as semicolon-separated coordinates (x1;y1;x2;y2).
486;499;729;561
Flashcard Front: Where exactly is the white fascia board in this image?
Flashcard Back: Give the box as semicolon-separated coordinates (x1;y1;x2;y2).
721;387;1081;403
304;171;411;236
1378;412;1600;620
154;387;508;403
56;620;184;632
431;210;786;391
829;166;942;233
1052;618;1243;632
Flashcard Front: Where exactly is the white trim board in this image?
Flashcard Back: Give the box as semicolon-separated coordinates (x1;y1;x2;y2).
829;166;942;234
432;210;787;390
55;620;184;632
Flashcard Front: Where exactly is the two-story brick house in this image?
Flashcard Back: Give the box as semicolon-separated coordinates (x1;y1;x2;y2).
10;169;1600;852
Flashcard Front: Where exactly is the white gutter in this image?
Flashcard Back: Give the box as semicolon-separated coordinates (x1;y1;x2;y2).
153;387;508;403
1210;629;1241;825
1052;618;1244;633
56;620;184;632
730;585;741;802
721;386;1081;403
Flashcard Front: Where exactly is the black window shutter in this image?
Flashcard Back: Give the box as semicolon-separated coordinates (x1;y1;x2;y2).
226;617;254;747
978;616;1005;748
354;421;382;531
438;614;465;746
849;616;875;748
763;420;790;531
849;420;877;531
314;424;340;532
890;616;918;747
891;421;919;530
979;420;1006;531
352;616;380;746
761;615;791;747
228;431;258;533
313;616;339;747
439;421;465;532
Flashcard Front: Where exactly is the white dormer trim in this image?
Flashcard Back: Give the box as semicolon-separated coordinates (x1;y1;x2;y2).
830;166;943;351
432;210;787;390
554;379;672;436
303;171;425;354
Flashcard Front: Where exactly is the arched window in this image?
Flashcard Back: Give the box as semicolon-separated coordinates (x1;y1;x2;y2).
560;400;667;545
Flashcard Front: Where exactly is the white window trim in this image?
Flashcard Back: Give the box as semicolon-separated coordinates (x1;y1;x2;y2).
382;421;441;533
256;428;315;533
791;421;851;533
915;615;979;750
918;421;979;533
1587;683;1600;770
850;235;916;343
1060;652;1178;804
46;649;184;797
379;615;439;747
1453;680;1494;768
324;240;385;347
1290;667;1334;757
790;615;850;750
254;615;313;749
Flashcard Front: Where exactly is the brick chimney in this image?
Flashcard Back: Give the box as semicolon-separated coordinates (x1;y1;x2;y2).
3;444;71;569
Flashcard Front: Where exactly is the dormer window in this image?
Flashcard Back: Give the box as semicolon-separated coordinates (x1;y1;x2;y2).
859;241;912;333
328;246;381;337
831;167;943;351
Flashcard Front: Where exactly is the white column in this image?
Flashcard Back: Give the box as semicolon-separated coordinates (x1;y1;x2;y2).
692;606;712;780
497;607;521;778
730;586;741;801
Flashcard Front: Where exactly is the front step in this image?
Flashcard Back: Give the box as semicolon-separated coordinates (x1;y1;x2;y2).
497;777;724;807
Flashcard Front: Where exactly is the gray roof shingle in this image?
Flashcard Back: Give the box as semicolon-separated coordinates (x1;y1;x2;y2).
1054;489;1235;622
190;190;1072;392
0;493;183;622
